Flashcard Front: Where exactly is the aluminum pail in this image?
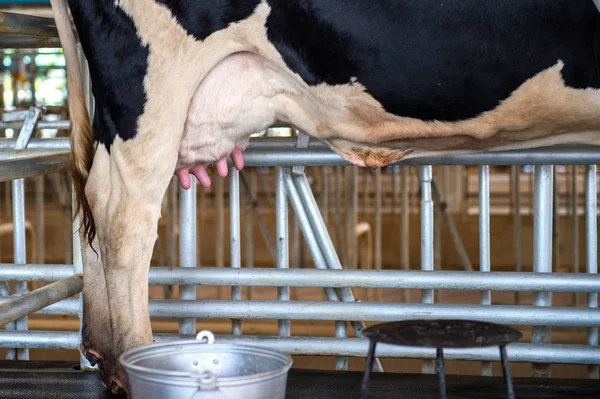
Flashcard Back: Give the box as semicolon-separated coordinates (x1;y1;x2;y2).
120;331;293;399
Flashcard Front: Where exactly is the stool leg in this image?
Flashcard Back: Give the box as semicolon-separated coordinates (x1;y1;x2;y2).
500;345;516;399
437;348;447;399
360;340;378;399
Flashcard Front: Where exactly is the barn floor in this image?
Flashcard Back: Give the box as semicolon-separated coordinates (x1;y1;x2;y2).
0;360;598;399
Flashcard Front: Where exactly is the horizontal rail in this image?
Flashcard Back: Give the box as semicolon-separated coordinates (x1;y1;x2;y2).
1;265;599;293
0;33;61;49
0;11;58;37
0;331;598;364
0;152;69;182
7;298;600;327
0;275;82;327
2;137;600;166
0;120;71;131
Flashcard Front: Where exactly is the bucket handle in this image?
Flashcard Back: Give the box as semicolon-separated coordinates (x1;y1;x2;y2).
196;330;215;345
190;331;226;399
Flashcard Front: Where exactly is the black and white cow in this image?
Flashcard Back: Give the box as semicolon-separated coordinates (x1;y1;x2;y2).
49;0;600;393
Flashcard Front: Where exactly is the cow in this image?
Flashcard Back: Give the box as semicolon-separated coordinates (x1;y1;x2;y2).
48;0;600;394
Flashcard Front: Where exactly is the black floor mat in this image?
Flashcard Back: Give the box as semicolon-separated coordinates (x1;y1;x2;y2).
0;361;598;398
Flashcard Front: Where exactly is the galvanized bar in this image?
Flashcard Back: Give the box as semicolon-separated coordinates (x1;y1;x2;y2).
532;165;554;378
572;166;580;305
585;165;599;379
165;179;177;299
7;297;600;327
479;165;492;376
0;275;82;328
11;176;28;360
0;152;69;183
282;171;340;302
374;169;382;276
178;181;197;335
230;168;242;336
3;265;600;292
244;170;255;300
346;167;358;269
0;34;61;49
2;331;600;365
401;167;410;275
431;179;473;271
215;176;224;299
321;167;329;226
0;11;58;37
35;175;44;265
276;167;291;337
335;166;344;253
512;166;522;304
420;166;435;374
238;145;600;167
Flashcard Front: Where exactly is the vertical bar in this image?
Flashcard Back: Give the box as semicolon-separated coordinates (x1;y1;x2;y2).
500;345;516;399
165;179;177;299
512;166;522;304
216;177;224;299
230;168;242;336
401;167;410;302
374;168;382;301
72;204;93;369
346;167;358;269
321;167;329;226
12;177;28;360
276;167;290;337
553;168;561;273
35;175;44;265
585;165;599;379
436;348;447;399
335;166;344;253
178;180;197;335
532;165;553;378
572;166;579;305
244;170;255;300
419;165;434;374
479;165;492;376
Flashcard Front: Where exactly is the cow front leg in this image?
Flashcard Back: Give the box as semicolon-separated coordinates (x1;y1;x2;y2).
83;136;178;394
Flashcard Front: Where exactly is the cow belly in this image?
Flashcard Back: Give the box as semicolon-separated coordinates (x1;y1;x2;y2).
175;51;280;188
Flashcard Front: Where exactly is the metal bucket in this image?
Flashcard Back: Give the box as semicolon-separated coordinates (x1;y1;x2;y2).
120;331;293;399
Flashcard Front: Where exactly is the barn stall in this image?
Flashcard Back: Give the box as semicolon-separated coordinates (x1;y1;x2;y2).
0;2;598;398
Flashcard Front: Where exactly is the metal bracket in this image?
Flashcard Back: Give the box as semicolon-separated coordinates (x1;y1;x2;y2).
13;107;42;150
292;131;310;175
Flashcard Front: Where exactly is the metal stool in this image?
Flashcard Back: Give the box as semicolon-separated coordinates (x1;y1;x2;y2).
360;319;523;399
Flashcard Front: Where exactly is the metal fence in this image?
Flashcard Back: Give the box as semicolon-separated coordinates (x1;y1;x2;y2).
0;8;599;382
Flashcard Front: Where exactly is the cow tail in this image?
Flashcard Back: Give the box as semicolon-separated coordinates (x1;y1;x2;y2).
50;0;96;244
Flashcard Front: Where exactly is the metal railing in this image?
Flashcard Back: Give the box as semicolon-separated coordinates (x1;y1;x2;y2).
0;8;598;382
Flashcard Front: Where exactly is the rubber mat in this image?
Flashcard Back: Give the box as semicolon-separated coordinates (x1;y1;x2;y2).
0;361;599;398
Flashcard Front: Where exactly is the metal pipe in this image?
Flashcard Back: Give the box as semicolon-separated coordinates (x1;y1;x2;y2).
420;165;435;373
276;167;290;337
512;166;522;304
11;176;28;360
401;167;410;287
0;275;82;327
431;179;473;272
178;181;197;335
0;138;71;150
35;175;44;266
532;165;554;378
479;165;492;376
346;167;358;269
0;152;69;183
165;179;177;299
243;170;255;300
586;165;599;379
0;11;58;37
2;264;600;292
572;166;579;305
230;168;242;336
10;297;600;327
2;331;600;365
238;146;600;167
374;169;382;279
215;177;224;299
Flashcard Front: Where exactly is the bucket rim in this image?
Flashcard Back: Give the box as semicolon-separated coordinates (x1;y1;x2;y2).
119;339;293;384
